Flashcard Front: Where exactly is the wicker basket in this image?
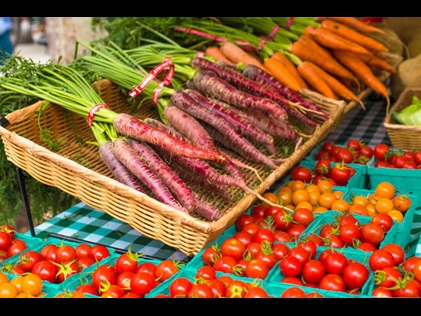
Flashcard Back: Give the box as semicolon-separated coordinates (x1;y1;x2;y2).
0;79;340;256
384;87;421;151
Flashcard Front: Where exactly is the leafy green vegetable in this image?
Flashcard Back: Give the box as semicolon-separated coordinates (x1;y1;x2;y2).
391;95;421;125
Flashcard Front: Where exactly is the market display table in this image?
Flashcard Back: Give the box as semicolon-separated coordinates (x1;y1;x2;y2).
25;96;421;260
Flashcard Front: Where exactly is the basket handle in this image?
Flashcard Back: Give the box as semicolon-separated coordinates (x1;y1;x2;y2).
3;101;44;127
0;114;10;128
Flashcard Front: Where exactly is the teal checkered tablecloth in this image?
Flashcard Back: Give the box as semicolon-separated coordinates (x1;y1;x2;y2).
30;96;421;261
33;202;190;262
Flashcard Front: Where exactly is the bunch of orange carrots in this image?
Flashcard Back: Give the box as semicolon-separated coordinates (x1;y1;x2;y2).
205;17;396;110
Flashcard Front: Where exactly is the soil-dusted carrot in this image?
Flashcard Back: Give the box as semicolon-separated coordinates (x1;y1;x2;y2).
271;51;309;89
190;56;317;126
219;41;267;71
352;52;397;74
184;89;276;154
307;61;365;108
242;64;330;121
201;120;281;169
305;25;371;55
169;160;231;203
113;113;226;164
112;138;188;213
263;56;303;92
146;116;264;183
297;61;338;100
317;17;386;34
292;34;358;84
320;19;388;52
163;104;247;182
191;69;288;121
170;90;278;170
127;138;196;213
332;49;390;108
191;56;289;117
209;99;298;140
128;137;222;221
208;97;296;139
205;46;234;65
152;133;279;205
99;141;148;194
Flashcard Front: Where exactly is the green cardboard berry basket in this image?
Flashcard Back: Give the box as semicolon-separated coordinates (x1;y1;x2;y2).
0;237;115;290
0;232;44;262
303;143;373;183
367;156;421;196
343;188;419;251
61;251;166;298
297;210;399;251
146;268;273;298
267;241;374;296
298;159;367;190
264;281;373;298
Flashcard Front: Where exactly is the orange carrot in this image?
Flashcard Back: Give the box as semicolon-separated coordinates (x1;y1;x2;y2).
297;61;338;100
205;46;234;65
305;25;371;55
317;17;386;34
332;49;390;108
352;52;397;74
219;41;267;71
263;56;303;92
307;61;365;108
291;34;358;84
271;51;309;89
320;19;388;52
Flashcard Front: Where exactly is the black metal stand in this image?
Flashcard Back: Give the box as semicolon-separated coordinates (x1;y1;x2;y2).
16;167;37;237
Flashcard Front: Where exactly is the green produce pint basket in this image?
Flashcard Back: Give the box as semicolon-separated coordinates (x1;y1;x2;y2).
343;188;419;250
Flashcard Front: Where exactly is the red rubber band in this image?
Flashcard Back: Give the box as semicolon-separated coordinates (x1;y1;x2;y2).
87;104;109;127
129;57;175;98
285;17;295;30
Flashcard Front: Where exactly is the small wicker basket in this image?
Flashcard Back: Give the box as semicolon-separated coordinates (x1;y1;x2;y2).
0;79;340;256
384;87;421;151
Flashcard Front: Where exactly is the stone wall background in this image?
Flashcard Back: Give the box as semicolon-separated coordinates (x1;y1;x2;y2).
45;17;107;65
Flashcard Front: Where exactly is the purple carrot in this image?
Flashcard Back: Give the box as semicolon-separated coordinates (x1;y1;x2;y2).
191;56;279;100
193;197;223;221
151;141;243;190
170;90;278;168
111;138;187;213
207;98;298;141
163;104;246;183
98;141;148;194
191;56;324;125
186;79;199;91
184;88;276;155
242;64;329;120
154;143;277;206
164;105;216;152
145;117;264;183
127;138;196;213
192;69;288;121
169;160;232;203
113;113;226;164
200;120;279;170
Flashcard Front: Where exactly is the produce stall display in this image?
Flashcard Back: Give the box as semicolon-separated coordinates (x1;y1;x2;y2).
1;17;419;298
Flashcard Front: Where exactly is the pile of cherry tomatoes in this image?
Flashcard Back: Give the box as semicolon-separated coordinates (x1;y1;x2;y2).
0;224;33;262
372;143;421;169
